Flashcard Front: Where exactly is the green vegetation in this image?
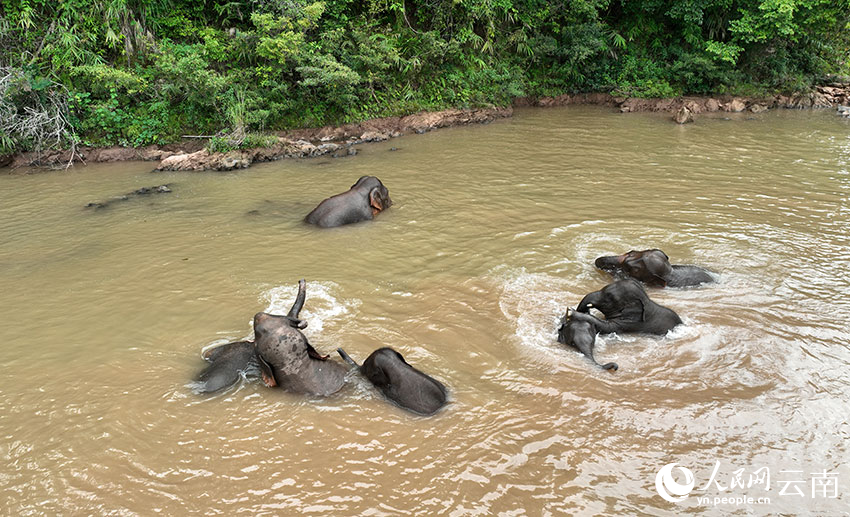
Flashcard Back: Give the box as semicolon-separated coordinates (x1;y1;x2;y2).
1;0;848;156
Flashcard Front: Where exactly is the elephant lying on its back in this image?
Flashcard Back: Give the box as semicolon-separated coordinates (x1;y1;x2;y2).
253;280;347;396
194;280;346;397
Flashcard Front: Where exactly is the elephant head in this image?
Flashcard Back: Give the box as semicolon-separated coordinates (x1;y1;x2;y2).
595;249;673;287
353;175;392;216
576;278;649;321
557;310;618;371
337;346;448;415
572;279;682;335
253;280;346;396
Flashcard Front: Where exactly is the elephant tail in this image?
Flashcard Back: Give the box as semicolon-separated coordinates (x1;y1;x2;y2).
600;361;619;371
337;348;359;368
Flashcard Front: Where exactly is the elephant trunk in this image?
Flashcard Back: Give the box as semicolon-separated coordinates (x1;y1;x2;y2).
595;255;623;271
288;279;307;319
576;292;599;313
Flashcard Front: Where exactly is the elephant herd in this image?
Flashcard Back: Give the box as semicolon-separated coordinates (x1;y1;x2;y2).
193;177;715;416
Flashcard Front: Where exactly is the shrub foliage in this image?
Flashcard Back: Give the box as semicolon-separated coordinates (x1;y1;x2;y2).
1;0;848;153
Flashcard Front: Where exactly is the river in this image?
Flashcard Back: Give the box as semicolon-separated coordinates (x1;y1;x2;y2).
1;106;849;515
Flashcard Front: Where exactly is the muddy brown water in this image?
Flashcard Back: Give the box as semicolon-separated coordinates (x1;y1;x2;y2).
2;107;849;515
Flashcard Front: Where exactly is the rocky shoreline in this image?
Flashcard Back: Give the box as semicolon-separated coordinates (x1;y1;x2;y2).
3;83;848;173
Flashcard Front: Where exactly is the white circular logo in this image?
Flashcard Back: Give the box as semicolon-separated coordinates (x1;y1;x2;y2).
655;463;695;503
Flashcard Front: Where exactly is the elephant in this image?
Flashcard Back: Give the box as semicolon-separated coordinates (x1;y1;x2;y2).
595;248;715;287
570;279;682;335
337;347;448;416
305;176;392;227
557;311;618;371
254;279;347;396
195;340;260;393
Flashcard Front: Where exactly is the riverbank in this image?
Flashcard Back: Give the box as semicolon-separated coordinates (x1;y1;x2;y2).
3;84;849;173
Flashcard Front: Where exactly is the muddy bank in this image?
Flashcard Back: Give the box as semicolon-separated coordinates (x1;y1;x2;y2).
3;82;849;172
2;107;512;172
514;83;850;117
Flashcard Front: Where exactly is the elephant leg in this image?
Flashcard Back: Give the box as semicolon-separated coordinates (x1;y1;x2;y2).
306;339;330;361
196;341;259;393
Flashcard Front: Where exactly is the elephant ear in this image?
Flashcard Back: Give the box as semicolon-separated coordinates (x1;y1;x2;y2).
257;354;278;388
646;272;668;287
634;292;649;321
644;253;673;286
369;187;384;211
627;256;668;287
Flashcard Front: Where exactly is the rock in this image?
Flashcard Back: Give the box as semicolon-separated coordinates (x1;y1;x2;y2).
812;92;832;108
86;184;172;209
133;185;171;195
332;148;358;158
250;142;286;163
705;98;721;112
673;106;694;124
156;150;209;171
317;143;341;153
750;104;768;113
287;140;318;158
684;100;703;114
726;99;747;112
787;95;810;109
217;151;252;170
619;106;631;113
358;131;390;142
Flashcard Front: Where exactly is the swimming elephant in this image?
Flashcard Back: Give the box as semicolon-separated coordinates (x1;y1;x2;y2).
337;347;448;416
254;279;347;396
570;279;682;335
595;248;715;287
305;176;392;227
557;311;618;371
195;340;260;393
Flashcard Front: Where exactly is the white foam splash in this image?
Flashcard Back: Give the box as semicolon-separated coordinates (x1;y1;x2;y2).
261;281;360;337
494;266;571;352
199;337;240;358
549;219;605;236
492;266;703;373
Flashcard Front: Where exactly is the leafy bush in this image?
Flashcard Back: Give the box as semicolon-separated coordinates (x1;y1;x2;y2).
0;0;847;155
0;66;76;157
